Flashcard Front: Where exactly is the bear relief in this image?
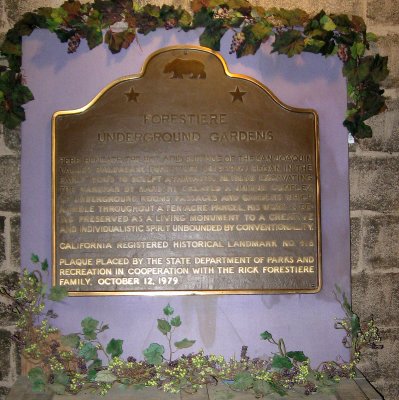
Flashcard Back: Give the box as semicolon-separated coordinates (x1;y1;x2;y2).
163;58;206;79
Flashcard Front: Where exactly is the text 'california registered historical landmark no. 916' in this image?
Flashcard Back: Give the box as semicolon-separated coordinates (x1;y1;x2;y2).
52;46;321;296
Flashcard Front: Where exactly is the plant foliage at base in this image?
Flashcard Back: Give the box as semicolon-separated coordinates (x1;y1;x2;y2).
0;255;383;397
0;0;389;139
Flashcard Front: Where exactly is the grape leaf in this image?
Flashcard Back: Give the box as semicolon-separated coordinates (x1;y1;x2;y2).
95;370;117;383
260;330;273;340
106;338;124;358
286;351;308;362
79;342;98;361
49;286;68;301
30;253;39;263
271;355;293;369
143;343;164;365
174;338;196;349
157;319;171;335
170;315;182;327
163;304;174;316
232;372;254;390
81;317;99;340
272;30;305;57
28;367;46;392
61;334;80;349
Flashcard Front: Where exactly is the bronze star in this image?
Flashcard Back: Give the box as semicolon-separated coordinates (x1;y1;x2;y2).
124;87;140;102
230;86;247;102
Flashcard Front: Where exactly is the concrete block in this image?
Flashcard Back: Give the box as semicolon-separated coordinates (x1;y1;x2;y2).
0;387;10;400
358;98;399;153
367;0;399;25
0;216;5;267
249;0;364;16
369;34;399;90
2;128;20;154
10;216;19;270
350;215;361;271
0;272;19;325
0;329;11;381
358;327;399;383
349;155;399;212
362;215;399;270
371;379;399;400
352;271;399;326
0;156;20;212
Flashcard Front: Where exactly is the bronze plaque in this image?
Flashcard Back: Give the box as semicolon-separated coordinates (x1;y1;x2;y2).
52;46;321;296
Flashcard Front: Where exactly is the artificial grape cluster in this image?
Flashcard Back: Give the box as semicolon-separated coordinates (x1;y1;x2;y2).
304;381;317;395
213;7;230;20
164;18;177;30
229;31;245;54
77;357;88;374
337;44;349;62
67;33;81;54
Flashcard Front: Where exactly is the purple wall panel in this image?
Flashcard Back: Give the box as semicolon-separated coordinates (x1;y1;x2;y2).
21;29;350;364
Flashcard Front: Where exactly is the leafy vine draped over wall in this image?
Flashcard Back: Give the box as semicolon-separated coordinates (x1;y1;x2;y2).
0;0;390;139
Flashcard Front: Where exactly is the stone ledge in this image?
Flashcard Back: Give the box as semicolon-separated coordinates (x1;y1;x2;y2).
0;156;20;212
352;272;399;326
5;371;383;400
349;155;399;212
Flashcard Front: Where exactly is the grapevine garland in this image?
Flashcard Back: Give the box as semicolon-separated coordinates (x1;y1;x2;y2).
0;255;383;397
0;0;390;139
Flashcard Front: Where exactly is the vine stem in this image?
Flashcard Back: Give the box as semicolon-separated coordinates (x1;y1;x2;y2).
278;339;287;357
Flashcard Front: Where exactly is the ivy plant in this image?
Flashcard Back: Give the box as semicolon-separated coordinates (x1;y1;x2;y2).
143;303;196;364
0;0;389;139
0;261;383;397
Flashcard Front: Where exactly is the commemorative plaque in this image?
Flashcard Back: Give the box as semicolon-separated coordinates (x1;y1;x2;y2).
52;46;321;295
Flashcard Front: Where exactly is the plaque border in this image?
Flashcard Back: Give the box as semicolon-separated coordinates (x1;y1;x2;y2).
52;45;322;296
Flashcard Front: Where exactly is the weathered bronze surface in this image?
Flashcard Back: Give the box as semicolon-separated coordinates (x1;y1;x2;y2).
52;46;321;295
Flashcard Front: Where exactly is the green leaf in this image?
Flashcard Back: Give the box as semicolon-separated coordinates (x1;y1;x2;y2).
87;358;102;381
170;315;182;327
61;334;80;349
272;30;305;57
88;358;102;371
41;259;49;271
350;42;365;58
49;286;68;301
199;22;227;51
31;253;39;263
95;370;117;383
351;313;360;337
163;304;174;316
366;32;378;42
286;351;308;362
49;383;66;395
79;342;98;361
106;338;124;358
157;319;171;335
54;372;69;386
271;355;293;369
260;330;273;340
253;380;272;396
178;10;192;30
320;15;336;31
28;367;46;392
104;29;136;54
232;371;254;390
87;369;98;381
267;381;288;396
174;338;196;349
251;22;272;41
81;317;99;340
143;343;164;365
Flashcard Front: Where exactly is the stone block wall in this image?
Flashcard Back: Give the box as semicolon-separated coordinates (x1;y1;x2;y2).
0;0;397;399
